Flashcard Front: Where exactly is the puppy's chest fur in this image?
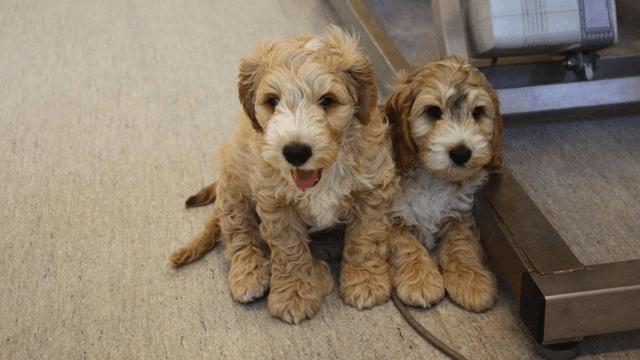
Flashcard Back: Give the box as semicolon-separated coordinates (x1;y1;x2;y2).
297;154;356;232
392;168;483;249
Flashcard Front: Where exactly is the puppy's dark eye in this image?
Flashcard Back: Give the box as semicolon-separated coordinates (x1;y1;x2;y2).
426;106;442;120
472;106;483;120
266;97;279;107
318;96;335;108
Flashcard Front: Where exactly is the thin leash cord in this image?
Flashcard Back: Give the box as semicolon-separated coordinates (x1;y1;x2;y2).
391;291;468;360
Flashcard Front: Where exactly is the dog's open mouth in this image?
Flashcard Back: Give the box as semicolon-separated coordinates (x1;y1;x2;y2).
292;168;322;191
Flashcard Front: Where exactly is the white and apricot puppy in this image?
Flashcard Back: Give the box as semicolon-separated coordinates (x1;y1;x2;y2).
169;26;399;324
386;56;503;312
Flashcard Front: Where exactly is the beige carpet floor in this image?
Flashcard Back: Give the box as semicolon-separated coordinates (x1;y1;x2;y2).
1;0;639;359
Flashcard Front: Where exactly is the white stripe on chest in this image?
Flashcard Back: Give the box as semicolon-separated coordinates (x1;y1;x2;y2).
392;169;477;249
297;153;356;232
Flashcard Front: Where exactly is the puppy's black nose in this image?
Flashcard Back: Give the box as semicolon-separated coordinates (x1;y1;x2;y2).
449;145;472;166
283;143;312;166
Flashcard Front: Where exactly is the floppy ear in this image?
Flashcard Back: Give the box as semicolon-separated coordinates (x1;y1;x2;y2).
346;53;378;126
326;26;378;126
484;90;504;171
384;76;418;173
238;45;267;133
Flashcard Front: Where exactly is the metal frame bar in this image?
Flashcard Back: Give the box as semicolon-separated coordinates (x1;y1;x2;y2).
494;70;640;124
329;0;640;351
327;0;411;92
521;260;640;344
432;0;469;59
475;169;640;345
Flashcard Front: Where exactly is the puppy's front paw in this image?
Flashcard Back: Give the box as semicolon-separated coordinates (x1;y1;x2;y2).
443;263;497;312
268;260;333;324
392;256;444;308
228;254;271;303
340;260;391;310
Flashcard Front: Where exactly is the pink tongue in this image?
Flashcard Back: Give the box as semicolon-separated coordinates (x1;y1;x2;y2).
294;169;318;191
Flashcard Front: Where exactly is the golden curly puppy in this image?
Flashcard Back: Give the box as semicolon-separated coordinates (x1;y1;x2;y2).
168;26;398;324
385;56;503;312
